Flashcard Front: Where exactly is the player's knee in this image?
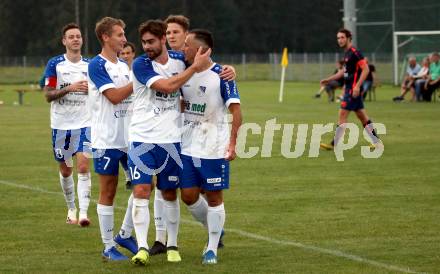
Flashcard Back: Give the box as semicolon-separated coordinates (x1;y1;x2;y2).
59;167;72;178
77;163;89;174
206;191;223;207
161;189;177;201
181;190;198;206
132;184;150;199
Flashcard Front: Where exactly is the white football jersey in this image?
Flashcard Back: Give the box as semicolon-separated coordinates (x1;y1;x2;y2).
129;51;186;144
44;54;90;130
181;63;240;159
88;55;133;149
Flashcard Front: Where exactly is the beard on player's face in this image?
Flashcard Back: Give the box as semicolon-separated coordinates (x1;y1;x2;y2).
145;46;162;60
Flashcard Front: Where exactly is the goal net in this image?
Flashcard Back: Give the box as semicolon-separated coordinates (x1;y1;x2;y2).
393;31;440;85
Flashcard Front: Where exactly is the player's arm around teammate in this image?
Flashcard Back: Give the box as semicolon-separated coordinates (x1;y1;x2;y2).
127;20;211;266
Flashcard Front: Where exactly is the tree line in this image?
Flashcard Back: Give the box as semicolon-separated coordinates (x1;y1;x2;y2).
0;0;343;56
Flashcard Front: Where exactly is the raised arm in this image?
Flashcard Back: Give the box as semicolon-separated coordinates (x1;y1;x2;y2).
151;47;212;94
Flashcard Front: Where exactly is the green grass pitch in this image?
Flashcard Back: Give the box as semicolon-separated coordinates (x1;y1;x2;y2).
0;81;439;273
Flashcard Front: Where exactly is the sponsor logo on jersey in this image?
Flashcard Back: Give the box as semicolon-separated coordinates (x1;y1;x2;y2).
114;109;132;118
197;85;206;97
168;176;178;182
60;82;71;89
207;177;222;183
155;91;180;99
183;100;207;114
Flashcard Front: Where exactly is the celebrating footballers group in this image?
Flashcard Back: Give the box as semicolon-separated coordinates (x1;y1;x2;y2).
43;15;242;266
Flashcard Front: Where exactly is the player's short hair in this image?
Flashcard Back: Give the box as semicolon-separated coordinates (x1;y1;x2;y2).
164;15;190;31
95;17;126;45
62;23;80;37
338;59;345;66
337;28;352;40
188;29;214;50
123;42;136;53
138;20;167;40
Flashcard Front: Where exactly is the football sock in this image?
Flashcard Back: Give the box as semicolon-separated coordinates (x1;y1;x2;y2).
333;124;345;146
132;198;149;250
154;189;167;244
123;168;131;182
207;203;225;255
77;172;91;217
119;193;134;239
59;172;75;209
363;120;380;143
187;195;208;228
97;204;114;251
164;199;180;247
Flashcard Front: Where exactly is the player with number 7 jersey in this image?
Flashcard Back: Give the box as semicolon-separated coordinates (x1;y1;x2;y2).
88;17;138;261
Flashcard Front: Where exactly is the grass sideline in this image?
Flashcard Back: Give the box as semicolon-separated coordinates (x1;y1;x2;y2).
0;81;439;273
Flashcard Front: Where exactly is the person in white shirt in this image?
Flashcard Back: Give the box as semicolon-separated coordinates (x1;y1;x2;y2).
393;56;422;101
88;17;137;261
127;19;212;266
179;29;242;265
413;57;430;102
43;23;91;227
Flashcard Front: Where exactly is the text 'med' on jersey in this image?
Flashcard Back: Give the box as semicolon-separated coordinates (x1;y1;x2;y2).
181;63;240;159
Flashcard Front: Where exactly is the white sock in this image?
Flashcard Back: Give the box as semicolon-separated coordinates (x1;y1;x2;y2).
164;199;180;247
119;193;134;239
207;203;225;255
187;196;208;228
59;173;75;209
97;204;114;251
154;189;167;244
123;168;131;182
132;198;150;250
77;173;91;218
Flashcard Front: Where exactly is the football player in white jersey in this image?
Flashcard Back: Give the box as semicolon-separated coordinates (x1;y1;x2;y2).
143;15;193;256
141;15;233;256
88;17;137;261
43;23;92;227
127;20;212;266
180;29;242;265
